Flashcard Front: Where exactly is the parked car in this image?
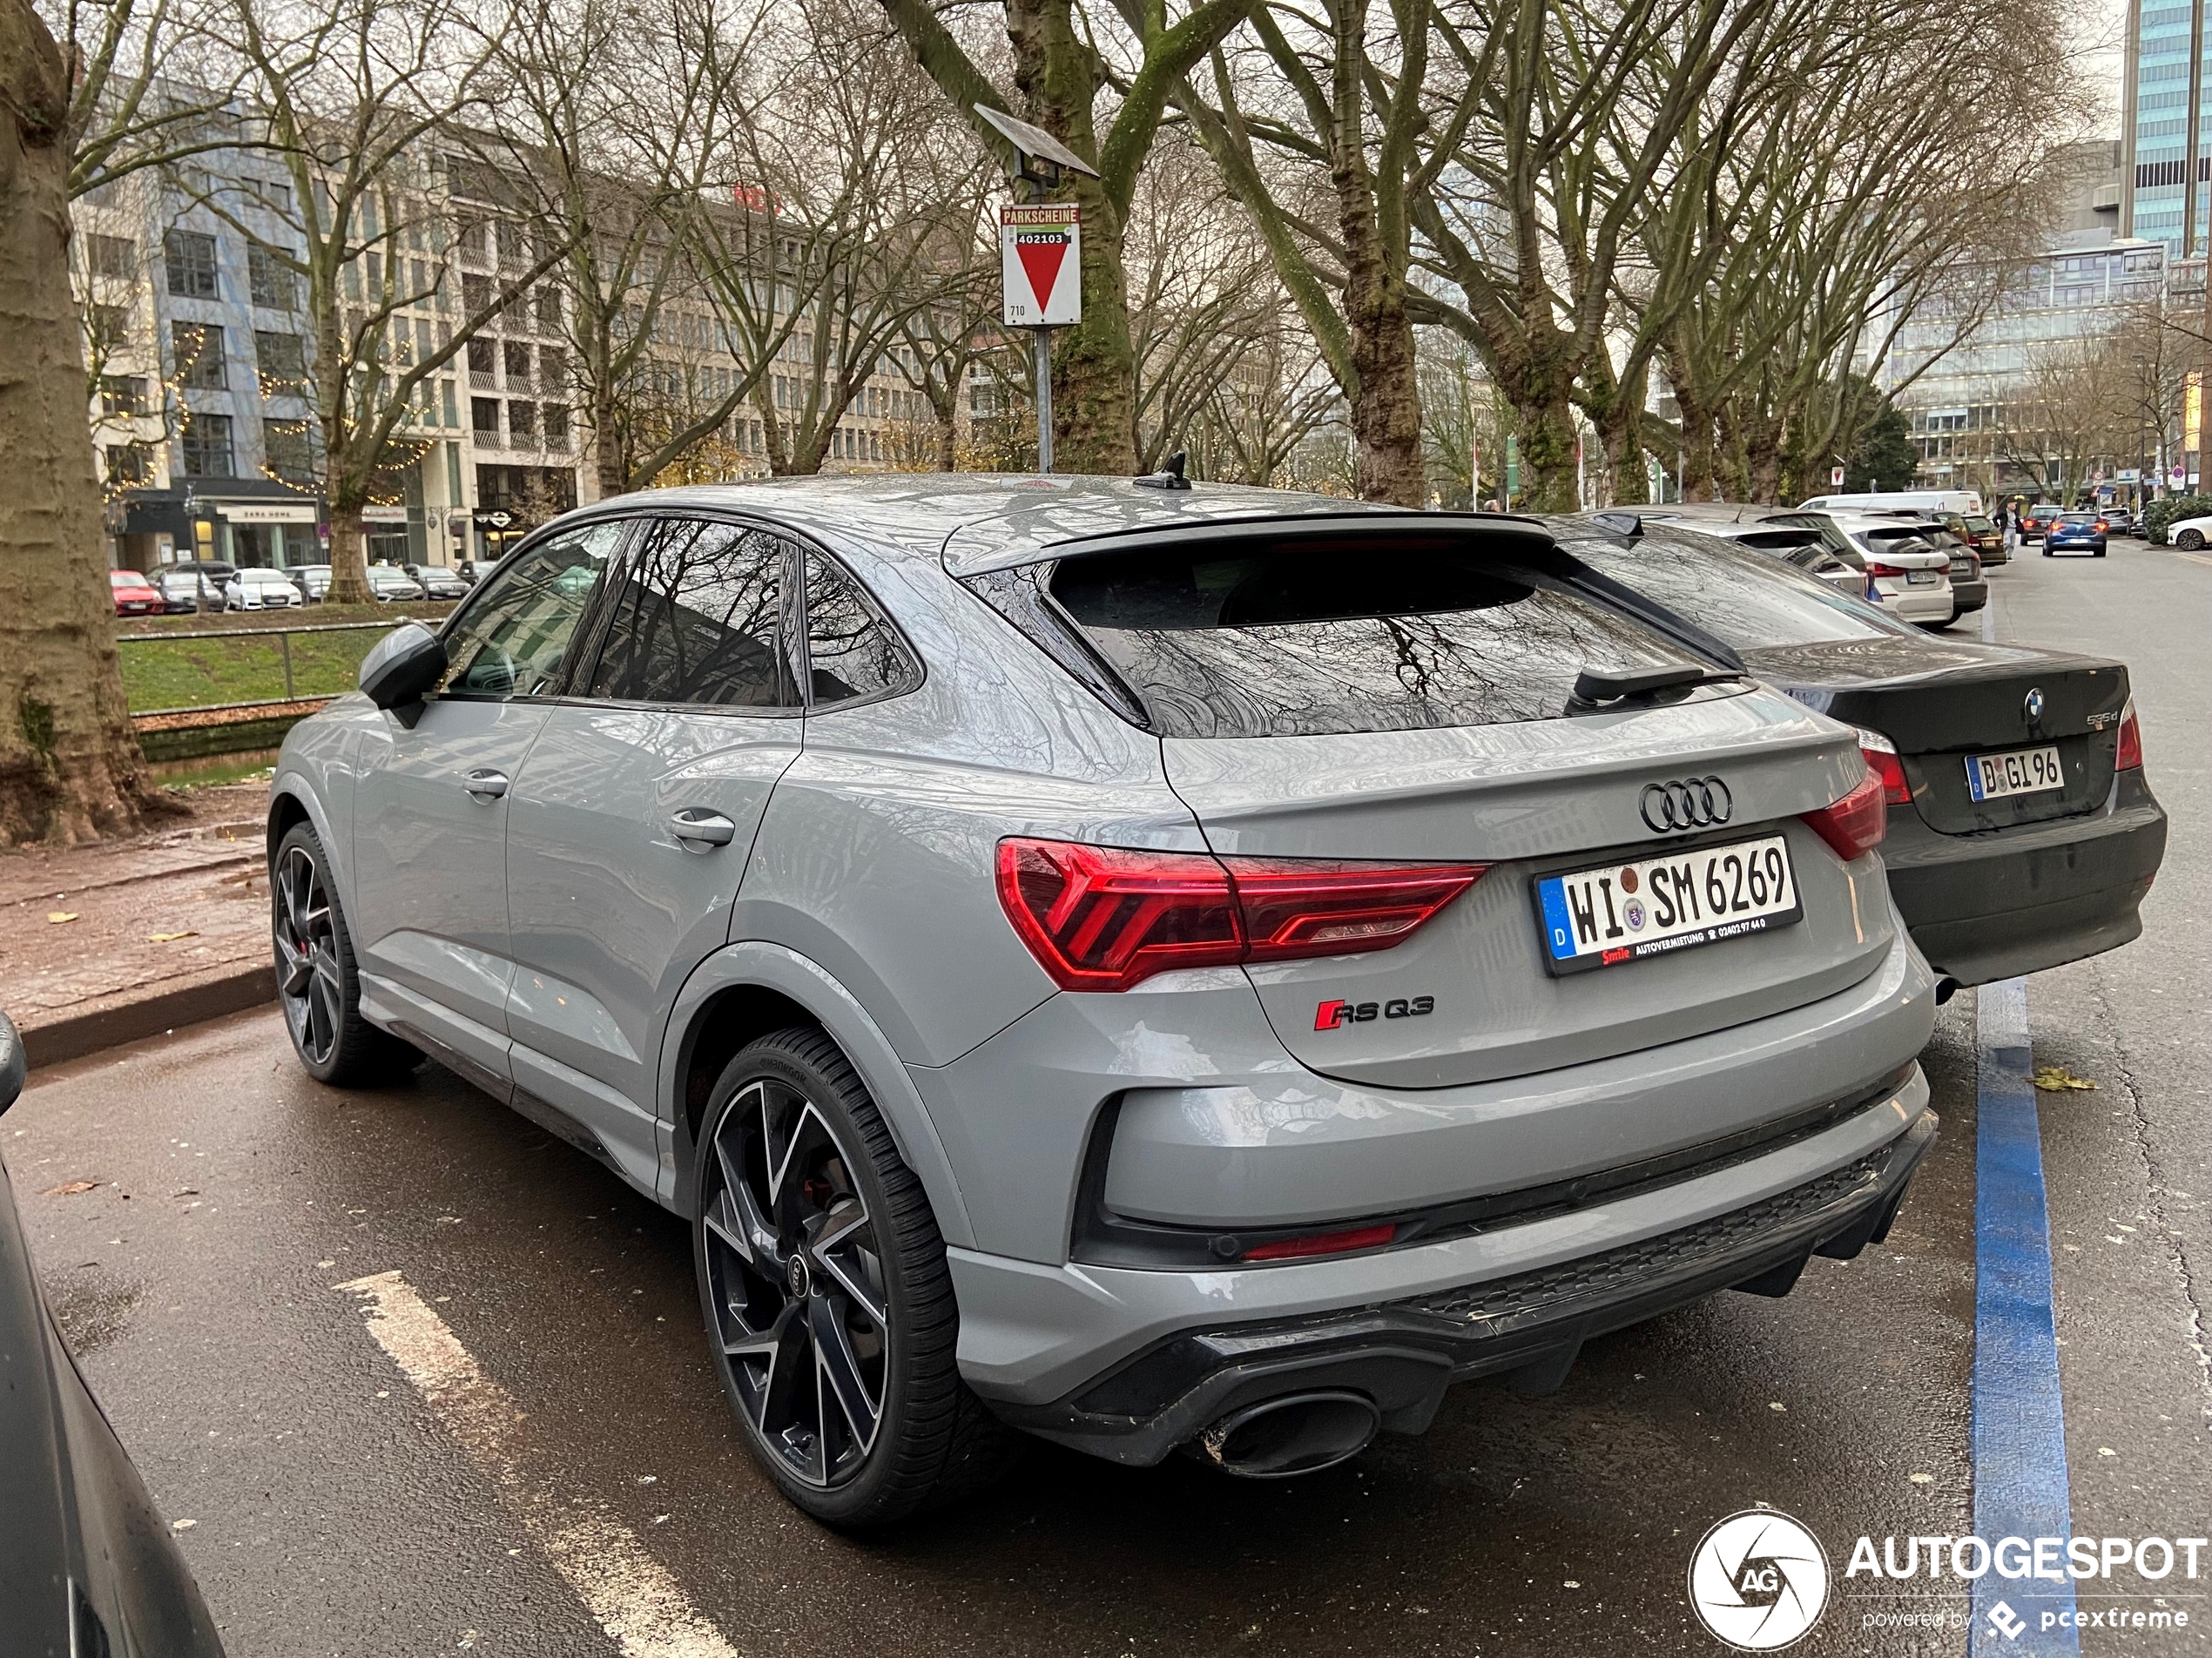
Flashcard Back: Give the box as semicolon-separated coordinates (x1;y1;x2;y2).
2166;511;2212;549
2021;502;2063;540
2044;512;2109;557
2101;505;2134;537
1557;516;2166;991
272;477;1939;1522
403;563;472;599
225;567;307;610
0;1013;229;1655
110;569;162;617
1586;508;1868;598
1897;523;1986;625
366;564;428;603
1794;489;1984;516
155;568;228;613
284;564;333;603
1756;510;1955;625
1871;507;2005;568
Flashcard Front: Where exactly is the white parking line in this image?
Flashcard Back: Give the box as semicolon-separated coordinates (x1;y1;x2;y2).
339;1270;740;1658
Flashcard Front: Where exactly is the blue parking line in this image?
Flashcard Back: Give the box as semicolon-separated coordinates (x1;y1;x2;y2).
1970;977;2080;1655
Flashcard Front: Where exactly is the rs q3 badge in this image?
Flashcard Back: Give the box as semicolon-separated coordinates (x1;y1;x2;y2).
1315;996;1434;1030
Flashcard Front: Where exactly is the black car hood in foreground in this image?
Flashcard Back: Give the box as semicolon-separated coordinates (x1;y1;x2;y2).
0;1142;226;1655
1742;636;2128;835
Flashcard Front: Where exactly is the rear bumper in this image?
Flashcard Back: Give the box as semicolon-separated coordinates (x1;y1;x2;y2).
1885;770;2166;986
1879;582;1952;622
965;1094;1934;1465
1949;579;1987;615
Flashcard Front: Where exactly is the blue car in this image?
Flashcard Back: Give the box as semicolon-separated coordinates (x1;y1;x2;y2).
2043;511;2108;556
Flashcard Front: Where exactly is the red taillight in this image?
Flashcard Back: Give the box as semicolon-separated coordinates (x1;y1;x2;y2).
995;839;1486;992
1242;1223;1396;1262
1856;728;1910;805
1801;770;1887;861
2115;700;2142;772
1865;561;1910;579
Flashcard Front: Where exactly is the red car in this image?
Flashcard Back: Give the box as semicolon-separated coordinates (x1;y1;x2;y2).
110;570;162;616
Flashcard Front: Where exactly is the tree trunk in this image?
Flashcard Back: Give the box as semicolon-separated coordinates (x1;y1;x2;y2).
325;502;370;605
0;0;167;842
934;403;958;471
1595;359;1651;506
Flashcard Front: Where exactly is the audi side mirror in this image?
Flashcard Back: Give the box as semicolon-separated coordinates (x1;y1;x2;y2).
0;1012;24;1117
359;623;448;729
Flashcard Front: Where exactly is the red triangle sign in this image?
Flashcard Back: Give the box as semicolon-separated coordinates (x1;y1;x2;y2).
1016;235;1069;312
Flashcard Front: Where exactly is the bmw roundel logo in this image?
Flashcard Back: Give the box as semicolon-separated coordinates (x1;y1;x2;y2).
2024;686;2045;724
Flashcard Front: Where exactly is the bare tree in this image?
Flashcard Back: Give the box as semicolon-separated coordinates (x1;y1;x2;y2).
1;0;167;839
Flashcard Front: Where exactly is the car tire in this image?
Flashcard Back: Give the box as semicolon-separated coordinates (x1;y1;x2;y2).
270;822;417;1086
692;1027;1017;1528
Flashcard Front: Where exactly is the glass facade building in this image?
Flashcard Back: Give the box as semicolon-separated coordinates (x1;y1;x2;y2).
2129;2;2212;251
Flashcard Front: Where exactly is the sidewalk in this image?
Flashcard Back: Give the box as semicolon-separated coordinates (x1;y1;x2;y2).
1;782;276;1068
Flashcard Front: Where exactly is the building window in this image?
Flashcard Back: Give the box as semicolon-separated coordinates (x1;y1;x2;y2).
247;241;298;311
503;339;532;387
508;399;536;441
164;229;219;298
264;419;315;482
172;321;226;388
105;442;152;485
254;330;307;394
536;286;562;331
88;233;136;279
179;412;234;477
87;304;132;351
539;344;566;389
442;380;458;427
99;375;146;416
472;396;501;438
462;271;493;315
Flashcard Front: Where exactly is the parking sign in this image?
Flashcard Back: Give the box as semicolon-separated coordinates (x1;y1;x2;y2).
1001;204;1081;327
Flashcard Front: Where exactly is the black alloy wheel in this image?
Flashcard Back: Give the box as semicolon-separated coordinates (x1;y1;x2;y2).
693;1028;1015;1527
700;1074;891;1489
270;822;415;1085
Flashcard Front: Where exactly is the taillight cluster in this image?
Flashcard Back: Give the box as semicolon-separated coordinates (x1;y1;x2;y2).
2116;699;2143;771
1800;770;1887;861
995;839;1487;992
1856;728;1911;805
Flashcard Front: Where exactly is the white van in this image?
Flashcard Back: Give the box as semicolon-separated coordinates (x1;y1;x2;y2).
1797;489;1984;516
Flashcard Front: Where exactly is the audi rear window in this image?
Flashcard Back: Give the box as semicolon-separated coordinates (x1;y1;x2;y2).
1560;526;1913;649
1045;539;1705;738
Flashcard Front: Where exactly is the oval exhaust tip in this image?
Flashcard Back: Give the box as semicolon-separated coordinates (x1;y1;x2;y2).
1198;1391;1380;1479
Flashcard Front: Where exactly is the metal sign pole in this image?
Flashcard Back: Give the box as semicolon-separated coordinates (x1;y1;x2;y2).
1034;327;1054;475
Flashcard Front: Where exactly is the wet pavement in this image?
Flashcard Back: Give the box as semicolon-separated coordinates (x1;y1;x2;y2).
5;542;2208;1656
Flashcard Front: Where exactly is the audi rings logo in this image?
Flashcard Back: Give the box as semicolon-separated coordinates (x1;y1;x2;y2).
1641;776;1734;834
1688;1509;1831;1650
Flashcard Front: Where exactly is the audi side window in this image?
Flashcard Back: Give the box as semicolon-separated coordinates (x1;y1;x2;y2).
438;523;623;698
803;551;920;707
585;517;796;708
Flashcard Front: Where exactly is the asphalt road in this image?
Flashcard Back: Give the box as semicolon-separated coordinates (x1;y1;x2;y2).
6;538;2206;1657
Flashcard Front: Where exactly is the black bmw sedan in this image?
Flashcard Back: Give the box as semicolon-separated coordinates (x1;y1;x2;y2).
0;1014;227;1655
1557;516;2167;992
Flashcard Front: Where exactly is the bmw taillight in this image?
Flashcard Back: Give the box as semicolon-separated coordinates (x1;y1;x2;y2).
1856;729;1911;805
1800;770;1887;861
1865;561;1911;579
995;839;1487;992
2115;699;2142;771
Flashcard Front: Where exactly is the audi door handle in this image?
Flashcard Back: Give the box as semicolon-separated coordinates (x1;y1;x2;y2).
668;809;737;850
462;769;509;800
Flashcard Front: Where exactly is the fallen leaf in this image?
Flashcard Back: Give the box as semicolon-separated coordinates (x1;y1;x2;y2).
46;911;78;924
2033;1066;2098;1092
42;1180;100;1196
170;1518;197;1532
147;930;200;943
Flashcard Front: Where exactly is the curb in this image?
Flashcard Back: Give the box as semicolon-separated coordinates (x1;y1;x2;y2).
23;966;277;1071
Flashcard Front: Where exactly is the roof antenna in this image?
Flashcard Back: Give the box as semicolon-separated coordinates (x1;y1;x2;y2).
1133;450;1190;490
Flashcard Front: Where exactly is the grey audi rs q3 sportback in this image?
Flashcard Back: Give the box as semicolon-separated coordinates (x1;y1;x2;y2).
270;476;1939;1526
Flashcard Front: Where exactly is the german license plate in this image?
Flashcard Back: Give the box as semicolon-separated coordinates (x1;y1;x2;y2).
1905;570;1938;584
1966;745;2064;802
1536;835;1801;974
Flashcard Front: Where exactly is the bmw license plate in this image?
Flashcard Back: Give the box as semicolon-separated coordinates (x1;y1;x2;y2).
1905;570;1938;584
1966;745;2064;802
1536;835;1801;974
